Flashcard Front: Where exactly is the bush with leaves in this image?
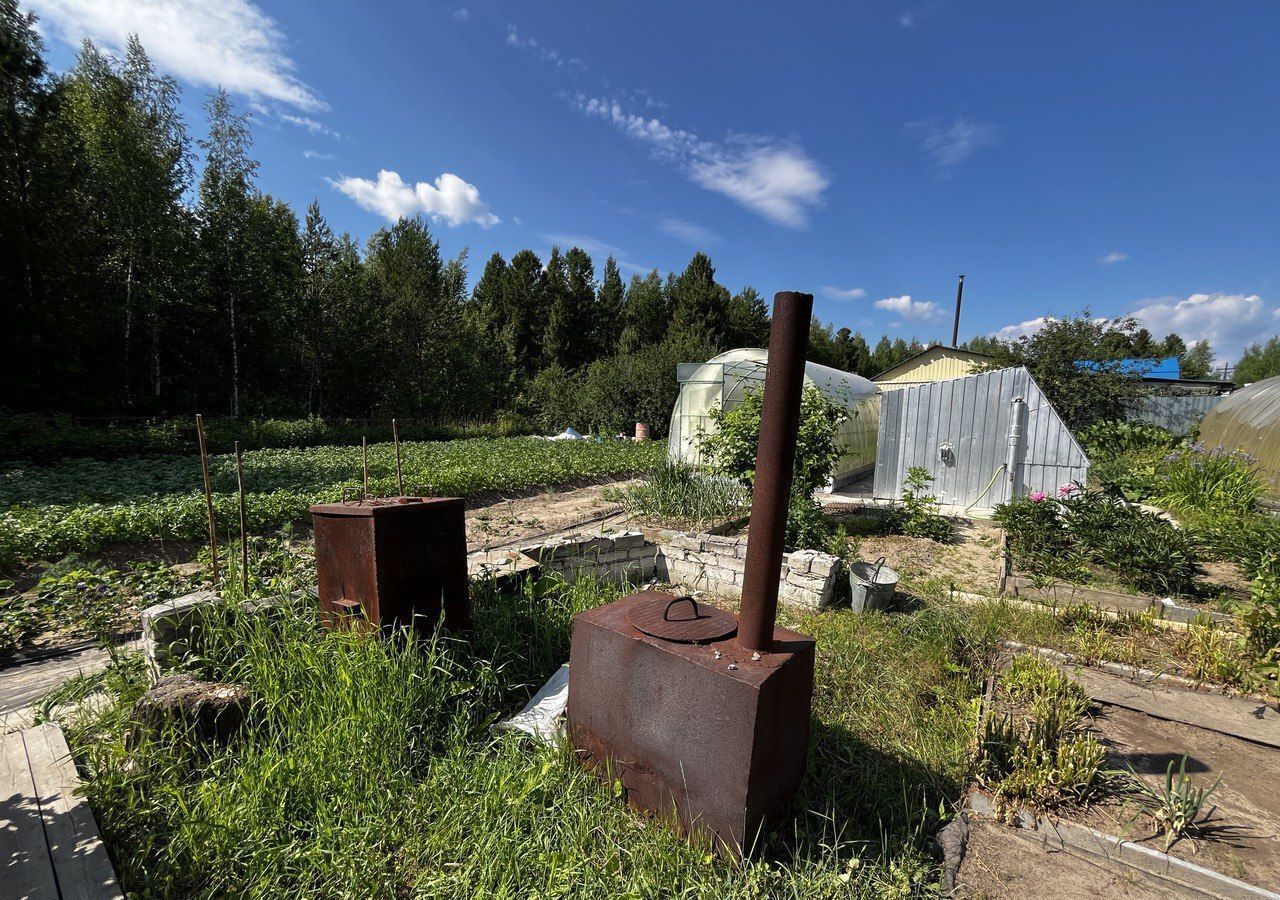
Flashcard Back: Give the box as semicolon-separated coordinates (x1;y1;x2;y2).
898;467;954;543
1240;561;1280;691
1078;419;1181;499
697;383;847;494
995;486;1202;595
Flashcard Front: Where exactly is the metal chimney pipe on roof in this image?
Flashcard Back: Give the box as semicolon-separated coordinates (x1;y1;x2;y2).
951;275;966;347
737;291;813;653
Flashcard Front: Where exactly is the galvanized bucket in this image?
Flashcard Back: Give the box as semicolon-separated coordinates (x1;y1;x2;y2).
848;557;899;612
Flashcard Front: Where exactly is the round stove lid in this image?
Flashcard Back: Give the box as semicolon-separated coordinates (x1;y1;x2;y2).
627;591;737;644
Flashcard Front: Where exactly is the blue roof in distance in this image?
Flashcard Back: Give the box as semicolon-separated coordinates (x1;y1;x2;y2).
1075;356;1182;379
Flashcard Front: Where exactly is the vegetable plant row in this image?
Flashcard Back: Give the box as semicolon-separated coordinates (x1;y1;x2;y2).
0;438;662;568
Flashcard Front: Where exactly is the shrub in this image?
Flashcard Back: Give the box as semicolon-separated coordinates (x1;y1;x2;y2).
1078;419;1180;499
697;384;846;494
995;487;1202;595
898;467;954;543
1240;561;1280;691
785;489;830;552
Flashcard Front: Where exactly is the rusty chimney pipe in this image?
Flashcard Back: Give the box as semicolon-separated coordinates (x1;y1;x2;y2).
737;291;813;652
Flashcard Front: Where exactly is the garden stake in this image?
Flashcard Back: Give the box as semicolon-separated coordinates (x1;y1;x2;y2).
235;440;249;597
195;414;220;586
392;418;404;494
362;437;369;499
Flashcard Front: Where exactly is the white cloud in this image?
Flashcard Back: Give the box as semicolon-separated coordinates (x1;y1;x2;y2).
28;0;325;111
1098;251;1129;265
991;316;1054;341
820;286;867;300
281;113;340;139
570;94;829;228
329;170;499;228
1128;292;1275;363
302;149;334;161
505;24;585;70
906;117;997;173
452;7;471;22
658;216;720;245
875;295;943;321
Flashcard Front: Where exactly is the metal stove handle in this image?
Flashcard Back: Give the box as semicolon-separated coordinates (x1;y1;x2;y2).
663;596;700;622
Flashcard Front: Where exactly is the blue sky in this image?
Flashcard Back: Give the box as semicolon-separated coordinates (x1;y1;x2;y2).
27;0;1280;363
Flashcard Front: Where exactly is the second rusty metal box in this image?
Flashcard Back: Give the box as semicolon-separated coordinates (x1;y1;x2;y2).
310;497;470;633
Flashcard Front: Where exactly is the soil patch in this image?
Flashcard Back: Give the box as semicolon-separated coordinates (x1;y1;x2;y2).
956;816;1186;899
855;519;1002;595
1082;704;1280;889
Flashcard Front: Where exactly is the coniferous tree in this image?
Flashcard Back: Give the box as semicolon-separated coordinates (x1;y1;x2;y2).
595;256;624;357
667;252;729;347
724;286;770;348
618;270;668;354
503;249;546;377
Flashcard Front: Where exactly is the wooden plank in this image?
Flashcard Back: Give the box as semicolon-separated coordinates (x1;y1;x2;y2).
2;729;60;900
22;724;123;900
1055;664;1280;750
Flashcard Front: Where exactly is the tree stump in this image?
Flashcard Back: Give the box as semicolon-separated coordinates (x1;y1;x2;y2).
132;674;250;743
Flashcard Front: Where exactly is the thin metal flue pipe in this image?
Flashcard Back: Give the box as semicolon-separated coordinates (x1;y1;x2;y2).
736;290;813;652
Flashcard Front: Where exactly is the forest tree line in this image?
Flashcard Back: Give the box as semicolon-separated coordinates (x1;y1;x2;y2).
4;5;1267;441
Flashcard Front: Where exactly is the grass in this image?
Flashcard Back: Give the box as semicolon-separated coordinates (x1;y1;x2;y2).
607;462;749;530
0;438;663;569
50;560;1115;898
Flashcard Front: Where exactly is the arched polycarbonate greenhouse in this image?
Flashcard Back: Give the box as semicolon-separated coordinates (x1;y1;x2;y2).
1197;374;1280;501
667;348;881;489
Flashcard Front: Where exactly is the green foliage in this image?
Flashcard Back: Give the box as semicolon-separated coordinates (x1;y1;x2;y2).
1157;446;1265;517
899;467;954;542
59;554;1031;897
1077;419;1180;459
0;438;662;568
1080;419;1180;500
0;555;201;655
1235;336;1280;385
698;384;847;494
972;313;1150;430
1127;757;1222;851
981;656;1105;807
611;463;748;529
785;489;831;552
995;488;1202;596
1239;562;1280;690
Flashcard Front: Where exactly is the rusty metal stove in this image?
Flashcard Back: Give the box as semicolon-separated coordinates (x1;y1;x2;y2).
566;291;818;854
310;496;470;634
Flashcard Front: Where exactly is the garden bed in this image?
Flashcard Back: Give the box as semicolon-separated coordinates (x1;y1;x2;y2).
956;648;1280;896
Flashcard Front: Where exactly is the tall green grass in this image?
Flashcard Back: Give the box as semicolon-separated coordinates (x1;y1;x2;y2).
55;574;1085;898
610;463;749;530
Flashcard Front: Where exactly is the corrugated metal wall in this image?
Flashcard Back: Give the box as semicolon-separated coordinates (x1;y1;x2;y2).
873;367;1089;514
876;348;987;389
1126;394;1224;435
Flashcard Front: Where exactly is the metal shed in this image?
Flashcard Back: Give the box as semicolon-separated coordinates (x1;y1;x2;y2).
873;366;1089;515
1126;393;1225;435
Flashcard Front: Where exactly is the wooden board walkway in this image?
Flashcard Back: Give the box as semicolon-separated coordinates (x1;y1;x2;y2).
1;723;123;900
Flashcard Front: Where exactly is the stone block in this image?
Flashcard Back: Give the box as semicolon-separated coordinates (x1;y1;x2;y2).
141;591;220;677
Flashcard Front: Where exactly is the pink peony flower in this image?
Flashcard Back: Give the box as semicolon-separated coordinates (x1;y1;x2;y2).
1058;483;1078;496
1029;491;1047;502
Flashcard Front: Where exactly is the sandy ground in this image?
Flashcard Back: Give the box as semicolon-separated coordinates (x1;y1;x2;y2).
1083;705;1280;889
852;519;1004;595
956;817;1187;899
